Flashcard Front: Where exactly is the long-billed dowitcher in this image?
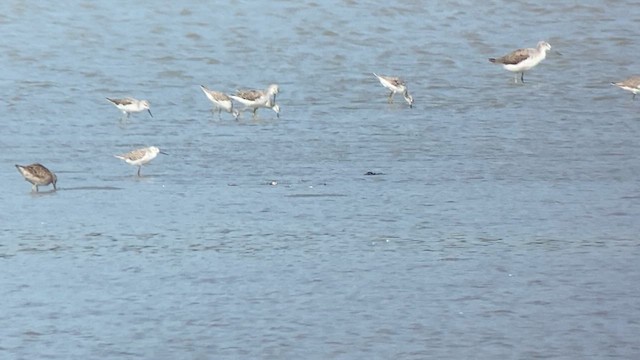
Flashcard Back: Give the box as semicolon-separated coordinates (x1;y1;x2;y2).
15;163;57;192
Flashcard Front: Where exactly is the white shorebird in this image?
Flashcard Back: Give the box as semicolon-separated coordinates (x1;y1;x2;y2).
106;97;153;118
229;84;280;119
489;41;552;83
114;146;167;176
200;85;239;120
15;163;57;192
611;76;640;99
373;73;414;107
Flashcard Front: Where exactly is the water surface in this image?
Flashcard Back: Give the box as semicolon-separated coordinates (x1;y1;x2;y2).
1;1;639;359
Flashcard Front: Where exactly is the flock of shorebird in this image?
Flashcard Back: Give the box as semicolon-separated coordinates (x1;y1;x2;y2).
14;40;640;193
15;83;282;192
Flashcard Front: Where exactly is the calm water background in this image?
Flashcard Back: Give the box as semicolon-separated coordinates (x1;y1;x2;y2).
1;0;639;359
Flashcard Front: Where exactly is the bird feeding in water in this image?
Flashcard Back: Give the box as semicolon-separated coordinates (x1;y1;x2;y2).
200;85;239;120
229;84;280;119
373;73;414;108
611;76;640;100
15;163;57;192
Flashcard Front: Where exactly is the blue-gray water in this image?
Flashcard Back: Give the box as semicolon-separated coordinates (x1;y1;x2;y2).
1;1;639;359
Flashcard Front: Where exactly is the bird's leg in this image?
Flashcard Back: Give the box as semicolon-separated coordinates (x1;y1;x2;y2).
520;72;525;83
388;91;394;103
253;108;258;119
633;94;636;100
218;108;222;120
32;184;38;192
137;166;142;177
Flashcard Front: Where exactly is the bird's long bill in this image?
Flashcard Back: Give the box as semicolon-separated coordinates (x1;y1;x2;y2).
159;151;169;155
148;109;154;117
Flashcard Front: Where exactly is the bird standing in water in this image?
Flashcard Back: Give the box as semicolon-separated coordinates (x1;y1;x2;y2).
488;41;552;83
15;163;57;192
373;73;414;108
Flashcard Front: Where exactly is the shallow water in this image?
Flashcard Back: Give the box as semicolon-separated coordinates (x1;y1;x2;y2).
1;0;639;359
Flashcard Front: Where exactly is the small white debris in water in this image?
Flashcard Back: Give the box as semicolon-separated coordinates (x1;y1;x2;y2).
270;181;278;186
308;185;313;189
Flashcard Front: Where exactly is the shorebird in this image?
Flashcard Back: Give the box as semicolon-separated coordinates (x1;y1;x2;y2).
611;76;640;99
200;85;239;120
489;41;552;83
229;84;280;119
106;97;153;118
114;146;167;176
15;163;57;192
373;73;414;107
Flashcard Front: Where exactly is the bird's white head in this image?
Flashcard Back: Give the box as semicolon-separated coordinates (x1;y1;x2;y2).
141;100;153;117
538;41;551;52
403;91;414;108
148;146;169;156
267;84;279;96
